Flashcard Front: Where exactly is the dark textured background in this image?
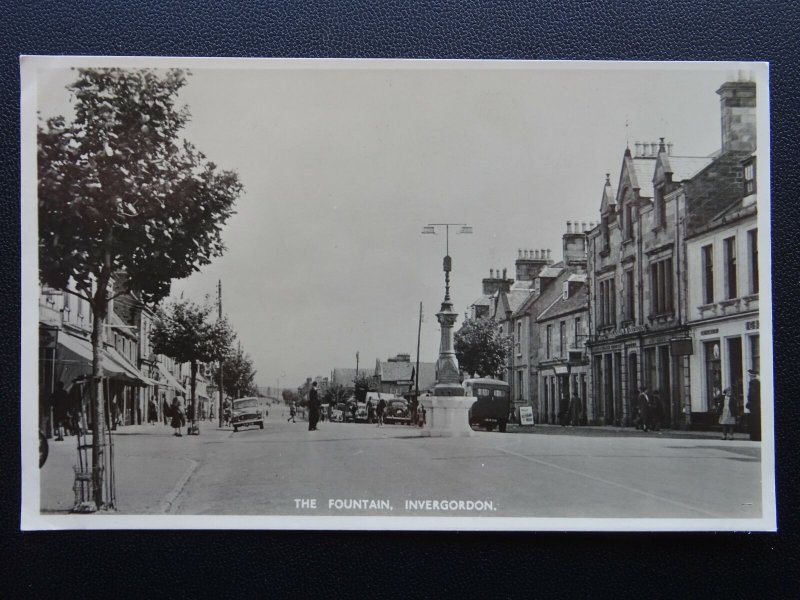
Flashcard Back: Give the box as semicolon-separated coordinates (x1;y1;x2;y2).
3;1;798;597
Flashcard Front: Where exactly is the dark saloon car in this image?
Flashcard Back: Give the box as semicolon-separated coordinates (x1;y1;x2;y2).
383;398;411;425
231;397;267;432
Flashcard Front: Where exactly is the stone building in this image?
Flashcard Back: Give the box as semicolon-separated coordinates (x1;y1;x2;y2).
586;78;759;429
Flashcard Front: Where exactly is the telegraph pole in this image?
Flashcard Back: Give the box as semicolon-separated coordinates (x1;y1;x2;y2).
217;279;224;428
415;302;422;400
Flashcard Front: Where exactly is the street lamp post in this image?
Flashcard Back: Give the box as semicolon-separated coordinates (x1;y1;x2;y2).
422;223;472;396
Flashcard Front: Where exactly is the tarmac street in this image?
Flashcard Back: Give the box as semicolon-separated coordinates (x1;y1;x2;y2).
39;406;762;519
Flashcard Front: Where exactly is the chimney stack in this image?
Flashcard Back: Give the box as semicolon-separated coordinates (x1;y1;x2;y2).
717;80;756;153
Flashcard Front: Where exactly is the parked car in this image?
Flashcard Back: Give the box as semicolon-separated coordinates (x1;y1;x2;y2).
383;398;411;424
231;397;267;432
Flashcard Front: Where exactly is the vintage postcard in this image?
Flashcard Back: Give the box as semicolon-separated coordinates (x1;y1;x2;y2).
20;57;774;530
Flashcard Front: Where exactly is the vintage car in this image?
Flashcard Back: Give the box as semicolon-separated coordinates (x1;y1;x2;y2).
464;378;512;432
382;398;411;424
231;397;267;432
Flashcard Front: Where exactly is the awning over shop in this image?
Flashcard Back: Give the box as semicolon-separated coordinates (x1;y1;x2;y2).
156;363;188;394
54;332;156;388
106;347;159;386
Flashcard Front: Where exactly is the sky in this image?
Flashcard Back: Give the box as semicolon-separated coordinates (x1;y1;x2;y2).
35;59;757;390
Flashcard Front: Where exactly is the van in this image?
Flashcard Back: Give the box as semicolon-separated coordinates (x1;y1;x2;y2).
463;378;512;432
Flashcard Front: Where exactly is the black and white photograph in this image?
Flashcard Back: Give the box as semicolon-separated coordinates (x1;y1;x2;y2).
20;57;773;531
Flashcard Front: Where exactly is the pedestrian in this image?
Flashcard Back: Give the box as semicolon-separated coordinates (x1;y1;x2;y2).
308;382;320;431
637;387;651;432
718;388;737;440
349;401;357;423
162;394;170;426
559;392;570;427
288;401;296;423
186;400;194;426
376;397;386;427
649;390;663;432
367;399;375;424
148;397;158;425
49;381;69;441
170;398;185;437
569;392;581;427
746;369;761;441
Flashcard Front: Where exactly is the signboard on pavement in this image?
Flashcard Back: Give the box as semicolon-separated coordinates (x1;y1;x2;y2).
519;406;534;426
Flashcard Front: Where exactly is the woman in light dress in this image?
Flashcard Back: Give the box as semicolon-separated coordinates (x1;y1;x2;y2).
718;388;737;440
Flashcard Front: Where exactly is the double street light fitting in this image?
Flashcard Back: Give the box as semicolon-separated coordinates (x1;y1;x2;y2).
422;222;473;303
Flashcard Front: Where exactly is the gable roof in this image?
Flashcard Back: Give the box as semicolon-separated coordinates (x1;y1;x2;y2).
661;155;716;182
537;282;588;322
331;368;365;387
376;360;437;389
600;174;616;214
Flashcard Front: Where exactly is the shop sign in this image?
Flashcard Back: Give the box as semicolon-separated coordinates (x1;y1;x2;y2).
745;320;759;331
669;338;694;356
519;406;534;426
700;328;719;336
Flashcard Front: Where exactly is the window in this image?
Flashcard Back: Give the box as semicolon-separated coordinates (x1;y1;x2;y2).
546;325;552;359
625;203;635;240
515;321;522;356
748;229;759;294
601;216;610;250
625;269;635;321
703;341;722;411
598;277;617;327
559;321;566;357
654;186;667;229
724;236;738;299
649;257;674;315
701;244;714;304
744;160;756;195
515;371;523;401
749;334;760;375
574;317;581;347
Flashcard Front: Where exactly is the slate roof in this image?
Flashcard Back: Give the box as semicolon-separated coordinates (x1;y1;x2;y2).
537;282;589;322
331;368;364;387
631;158;656;198
376;360;436;390
664;155;715;182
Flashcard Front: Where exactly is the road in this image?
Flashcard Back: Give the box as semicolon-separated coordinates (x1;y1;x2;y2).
40;406;762;519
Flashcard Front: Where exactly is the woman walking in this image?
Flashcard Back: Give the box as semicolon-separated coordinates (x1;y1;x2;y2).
171;398;186;437
376;397;386;427
718;388;737;440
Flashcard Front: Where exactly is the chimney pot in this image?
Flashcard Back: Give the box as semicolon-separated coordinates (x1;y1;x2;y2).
518;249;522;259
667;142;674;155
502;268;507;279
566;221;572;234
490;269;494;278
634;142;641;156
546;249;551;260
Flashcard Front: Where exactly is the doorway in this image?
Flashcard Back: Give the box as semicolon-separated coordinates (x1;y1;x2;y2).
727;337;744;415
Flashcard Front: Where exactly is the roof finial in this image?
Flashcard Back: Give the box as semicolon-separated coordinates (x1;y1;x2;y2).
625;115;630;150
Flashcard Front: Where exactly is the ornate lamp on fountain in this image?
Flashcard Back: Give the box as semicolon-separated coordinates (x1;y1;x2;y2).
420;223;475;437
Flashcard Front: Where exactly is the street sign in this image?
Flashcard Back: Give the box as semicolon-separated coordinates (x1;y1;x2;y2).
519;406;534;426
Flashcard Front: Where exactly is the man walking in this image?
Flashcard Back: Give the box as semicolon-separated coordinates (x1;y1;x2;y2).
308;382;320;431
287;401;297;423
376;396;386;427
637;387;651;432
747;369;761;441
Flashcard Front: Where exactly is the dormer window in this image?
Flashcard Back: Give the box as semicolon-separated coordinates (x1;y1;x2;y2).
624;202;635;240
743;159;756;196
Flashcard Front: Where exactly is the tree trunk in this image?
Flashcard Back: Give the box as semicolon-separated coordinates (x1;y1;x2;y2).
190;360;198;434
90;288;108;508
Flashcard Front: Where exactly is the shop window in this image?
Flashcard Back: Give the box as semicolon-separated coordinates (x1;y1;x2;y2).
703;340;722;411
749;334;760;374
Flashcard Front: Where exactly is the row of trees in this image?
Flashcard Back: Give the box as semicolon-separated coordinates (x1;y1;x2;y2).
38;67;244;509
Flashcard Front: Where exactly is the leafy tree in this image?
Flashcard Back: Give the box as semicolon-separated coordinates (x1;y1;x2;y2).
150;298;234;433
210;346;258;400
454;317;512;378
323;383;349;406
281;389;296;405
353;372;374;402
38;68;242;507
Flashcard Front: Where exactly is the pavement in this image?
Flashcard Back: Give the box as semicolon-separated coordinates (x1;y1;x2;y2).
39;407;763;519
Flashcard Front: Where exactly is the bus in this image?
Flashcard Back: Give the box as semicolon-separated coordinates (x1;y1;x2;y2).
463;378;512;432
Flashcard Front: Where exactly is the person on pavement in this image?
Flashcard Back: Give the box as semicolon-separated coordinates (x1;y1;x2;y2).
288;401;297;423
308;382;320;431
171;398;185;437
637;387;651;432
49;381;69;441
569;392;581;426
148;397;158;425
376;397;386;427
648;390;663;432
367;399;375;424
746;369;761;441
718;388;737;440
